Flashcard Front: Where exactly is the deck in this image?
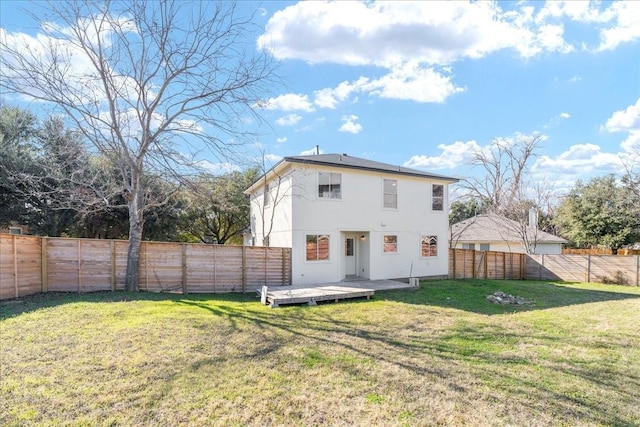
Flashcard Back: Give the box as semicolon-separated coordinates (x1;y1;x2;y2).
258;279;418;308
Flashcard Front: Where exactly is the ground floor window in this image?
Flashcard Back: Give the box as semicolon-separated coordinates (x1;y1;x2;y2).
383;235;397;253
306;234;330;261
421;235;438;257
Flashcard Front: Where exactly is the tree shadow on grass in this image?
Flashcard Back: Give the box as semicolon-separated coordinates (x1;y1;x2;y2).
375;279;640;315
0;290;258;319
2;284;639;426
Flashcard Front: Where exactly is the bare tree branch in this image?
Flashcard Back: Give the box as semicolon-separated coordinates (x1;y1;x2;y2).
1;0;279;290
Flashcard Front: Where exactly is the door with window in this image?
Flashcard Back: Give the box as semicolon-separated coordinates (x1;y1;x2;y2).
345;236;356;276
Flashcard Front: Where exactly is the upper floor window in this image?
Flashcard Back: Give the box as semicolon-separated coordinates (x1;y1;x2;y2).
9;227;22;235
383;235;398;253
306;234;330;261
421;235;438;257
432;184;444;211
383;179;397;209
318;172;341;199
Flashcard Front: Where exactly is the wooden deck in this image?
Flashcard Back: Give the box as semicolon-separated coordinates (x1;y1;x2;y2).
258;279;417;308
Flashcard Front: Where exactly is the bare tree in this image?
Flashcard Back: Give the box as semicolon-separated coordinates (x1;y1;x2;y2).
460;133;543;211
1;1;277;290
458;133;554;254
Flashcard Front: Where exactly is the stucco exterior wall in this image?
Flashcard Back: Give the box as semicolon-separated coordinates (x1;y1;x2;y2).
250;164;452;285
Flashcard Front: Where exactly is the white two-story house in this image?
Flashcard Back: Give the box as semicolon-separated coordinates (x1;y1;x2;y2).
244;154;458;286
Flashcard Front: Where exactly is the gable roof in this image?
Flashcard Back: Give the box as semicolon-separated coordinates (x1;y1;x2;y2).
451;213;567;244
245;153;458;194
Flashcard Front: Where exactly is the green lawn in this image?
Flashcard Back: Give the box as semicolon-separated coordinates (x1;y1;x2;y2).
1;280;639;426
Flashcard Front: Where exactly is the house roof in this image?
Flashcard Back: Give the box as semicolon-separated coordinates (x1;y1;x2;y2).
245;153;459;194
451;213;567;244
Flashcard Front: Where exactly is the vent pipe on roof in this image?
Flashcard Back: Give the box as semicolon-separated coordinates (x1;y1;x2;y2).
315;145;320;155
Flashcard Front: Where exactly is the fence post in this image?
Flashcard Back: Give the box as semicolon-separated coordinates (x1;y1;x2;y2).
181;244;187;294
110;240;116;292
502;252;506;279
41;237;48;293
484;252;488;279
12;235;18;298
636;255;639;287
451;249;456;279
472;250;476;279
586;255;591;283
241;246;246;293
77;239;82;293
282;247;286;286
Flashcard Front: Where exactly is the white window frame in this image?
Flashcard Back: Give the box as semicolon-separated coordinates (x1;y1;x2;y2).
318;172;342;199
383;235;398;254
305;234;330;262
383;179;397;209
432;184;444;211
421;235;438;258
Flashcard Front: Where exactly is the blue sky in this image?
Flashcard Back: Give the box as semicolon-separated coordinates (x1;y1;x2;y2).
2;1;639;198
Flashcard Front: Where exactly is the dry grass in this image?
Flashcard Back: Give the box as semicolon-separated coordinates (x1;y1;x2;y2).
1;280;639;426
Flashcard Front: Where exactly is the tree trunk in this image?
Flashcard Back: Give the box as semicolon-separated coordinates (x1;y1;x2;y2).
125;184;144;292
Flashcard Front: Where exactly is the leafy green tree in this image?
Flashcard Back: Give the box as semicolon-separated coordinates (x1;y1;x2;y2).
179;169;259;245
449;198;483;224
0;104;39;227
556;175;640;251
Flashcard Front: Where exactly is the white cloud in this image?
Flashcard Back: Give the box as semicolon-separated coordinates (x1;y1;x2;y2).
533;143;624;179
197;160;241;175
559;112;571;119
311;64;463;108
596;1;640;51
313;79;365;109
276;137;288;144
258;1;580;66
603;98;640;154
363;62;464;103
603;98;640;133
275;114;302;126
338;115;362;134
620;132;640;154
258;93;315;112
264;153;283;164
404;140;483;170
535;1;640;51
299;146;324;155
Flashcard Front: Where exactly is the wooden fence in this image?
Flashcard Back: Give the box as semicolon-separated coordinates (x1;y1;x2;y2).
2;236;639;300
449;248;639;286
449;249;525;280
525;253;640;286
0;235;291;300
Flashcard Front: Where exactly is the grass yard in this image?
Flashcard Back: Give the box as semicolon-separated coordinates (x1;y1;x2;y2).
1;280;639;427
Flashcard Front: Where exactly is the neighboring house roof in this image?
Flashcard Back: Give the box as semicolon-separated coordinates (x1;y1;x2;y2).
451;214;567;244
245;153;459;194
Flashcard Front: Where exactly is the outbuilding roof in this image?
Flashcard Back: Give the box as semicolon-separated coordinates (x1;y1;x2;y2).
451;214;567;244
